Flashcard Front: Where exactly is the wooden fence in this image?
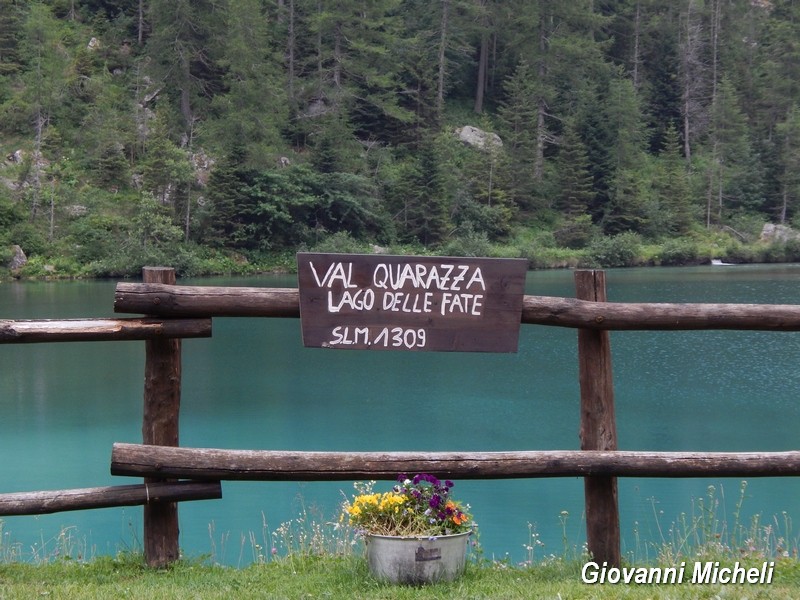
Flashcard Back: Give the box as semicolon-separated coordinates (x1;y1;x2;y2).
3;267;800;568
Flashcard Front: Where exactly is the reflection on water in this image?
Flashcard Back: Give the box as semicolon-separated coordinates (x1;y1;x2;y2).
1;265;799;564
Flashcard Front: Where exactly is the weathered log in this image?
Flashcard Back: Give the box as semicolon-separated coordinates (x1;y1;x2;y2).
111;444;800;480
521;295;800;330
114;282;800;331
141;267;181;568
576;270;620;567
0;317;211;344
0;481;222;516
115;283;300;318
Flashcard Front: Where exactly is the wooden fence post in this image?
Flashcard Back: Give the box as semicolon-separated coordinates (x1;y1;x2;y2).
575;270;621;566
142;267;181;567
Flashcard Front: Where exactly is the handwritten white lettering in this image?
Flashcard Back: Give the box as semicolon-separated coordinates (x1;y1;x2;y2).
371;262;485;292
309;261;357;288
327;288;375;313
382;291;434;314
440;293;483;316
327;326;427;349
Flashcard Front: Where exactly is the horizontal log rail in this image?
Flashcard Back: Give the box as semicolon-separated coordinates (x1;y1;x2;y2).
113;282;800;331
0;317;211;343
0;481;222;516
115;283;300;318
111;443;800;481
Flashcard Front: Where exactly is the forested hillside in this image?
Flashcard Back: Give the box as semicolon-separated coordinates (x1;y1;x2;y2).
1;0;800;278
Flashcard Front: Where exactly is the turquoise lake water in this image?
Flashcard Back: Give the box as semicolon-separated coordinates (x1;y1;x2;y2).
1;264;799;565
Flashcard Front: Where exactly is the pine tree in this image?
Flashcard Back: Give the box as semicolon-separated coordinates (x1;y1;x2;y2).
389;138;448;246
775;105;800;224
207;0;288;166
497;59;541;210
145;0;226;136
555;119;594;218
601;73;649;234
649;123;693;236
304;0;414;143
706;76;764;225
0;0;23;75
139;111;193;209
20;3;75;219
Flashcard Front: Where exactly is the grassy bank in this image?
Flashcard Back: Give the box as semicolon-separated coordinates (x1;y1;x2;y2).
6;220;800;281
2;482;799;598
1;552;799;599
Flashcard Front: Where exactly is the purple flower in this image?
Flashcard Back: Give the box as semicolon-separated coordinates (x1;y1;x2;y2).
413;473;441;487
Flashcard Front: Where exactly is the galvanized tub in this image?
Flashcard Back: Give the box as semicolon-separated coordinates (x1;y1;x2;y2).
364;531;471;585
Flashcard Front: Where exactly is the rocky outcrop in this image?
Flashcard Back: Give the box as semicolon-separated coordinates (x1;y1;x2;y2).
760;223;800;244
7;245;27;270
455;125;503;150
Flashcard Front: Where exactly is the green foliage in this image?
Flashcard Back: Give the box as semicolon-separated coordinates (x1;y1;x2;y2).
0;0;23;76
2;0;800;272
15;253;82;277
440;227;491;258
384;138;449;247
205;163;389;252
307;231;368;254
342;475;471;537
0;191;23;232
554;119;595;218
657;239;701;266
8;221;48;256
66;213;128;263
584;232;643;268
553;214;597;250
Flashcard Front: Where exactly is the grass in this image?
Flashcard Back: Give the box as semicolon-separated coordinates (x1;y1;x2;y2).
2;483;799;599
1;552;799;599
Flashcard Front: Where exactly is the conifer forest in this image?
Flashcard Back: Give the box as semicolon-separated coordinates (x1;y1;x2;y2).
1;0;800;277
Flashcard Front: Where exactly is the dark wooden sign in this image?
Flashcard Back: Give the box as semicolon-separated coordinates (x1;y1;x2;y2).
297;253;527;352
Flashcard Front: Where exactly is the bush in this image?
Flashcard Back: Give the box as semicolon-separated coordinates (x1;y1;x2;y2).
17;255;82;278
518;244;582;269
8;222;48;257
658;239;700;266
759;240;800;264
784;238;800;262
307;231;368;254
584;232;643;268
553;215;597;249
440;229;491;258
67;214;128;263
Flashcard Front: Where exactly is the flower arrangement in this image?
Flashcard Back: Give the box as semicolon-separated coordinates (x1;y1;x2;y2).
343;473;472;537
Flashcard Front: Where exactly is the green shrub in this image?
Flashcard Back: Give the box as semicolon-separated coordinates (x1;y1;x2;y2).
307;231;368;254
67;214;128;263
784;238;800;261
658;239;700;266
8;222;48;257
759;240;800;264
584;232;643;268
440;229;491;258
17;255;82;278
553;215;596;249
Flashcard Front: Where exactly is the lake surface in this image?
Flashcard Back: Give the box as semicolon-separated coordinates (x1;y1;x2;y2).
2;264;799;565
